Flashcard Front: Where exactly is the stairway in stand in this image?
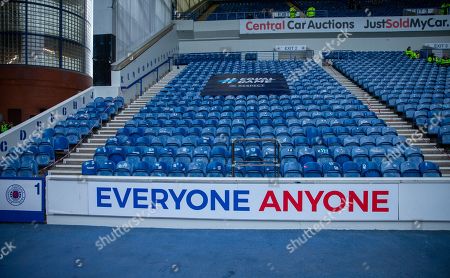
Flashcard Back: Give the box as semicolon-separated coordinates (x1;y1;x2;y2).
324;66;450;177
48;66;185;176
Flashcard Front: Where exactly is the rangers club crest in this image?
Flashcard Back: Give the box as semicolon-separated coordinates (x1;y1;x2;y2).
6;184;26;206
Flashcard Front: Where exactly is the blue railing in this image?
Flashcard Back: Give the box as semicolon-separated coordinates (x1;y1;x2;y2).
120;57;173;97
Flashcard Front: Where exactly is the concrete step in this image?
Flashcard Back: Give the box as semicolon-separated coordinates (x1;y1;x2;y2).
97;130;117;134
54;164;81;169
48;169;81;175
89;138;107;144
431;160;450;167
59;158;86;165
68;153;93;159
76;147;97;153
106;123;125;127
420;148;447;154
91;134;115;139
424;153;450;160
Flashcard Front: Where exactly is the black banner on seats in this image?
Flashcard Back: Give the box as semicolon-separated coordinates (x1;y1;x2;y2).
201;74;291;96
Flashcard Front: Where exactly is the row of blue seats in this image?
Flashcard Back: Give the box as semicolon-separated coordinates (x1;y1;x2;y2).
131;111;379;122
82;159;441;178
102;136;410;151
93;144;422;167
119;119;388;133
148;95;360;104
115;125;397;139
142;102;368;112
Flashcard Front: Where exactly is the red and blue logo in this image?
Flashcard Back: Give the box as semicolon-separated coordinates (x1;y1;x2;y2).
6;184;26;206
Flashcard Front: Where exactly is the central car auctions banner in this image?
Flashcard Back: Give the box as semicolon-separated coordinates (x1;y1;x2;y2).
201;74;291;96
88;182;398;221
240;15;450;34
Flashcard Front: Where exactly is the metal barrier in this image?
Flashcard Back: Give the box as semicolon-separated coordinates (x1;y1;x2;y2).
231;138;281;178
173;50;315;65
322;50;355;60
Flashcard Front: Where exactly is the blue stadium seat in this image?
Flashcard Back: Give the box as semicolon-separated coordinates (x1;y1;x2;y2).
419;161;441;177
360;161;382;177
351;147;369;165
66;128;81;145
150;162;168;176
132;162;150;176
206;161;225;177
297;146;316;165
97;161;115;176
333;147;351;165
369;147;386;165
187;161;206;177
35;145;55;167
246;147;263;161
315;147;333;164
115;161;132;176
245;166;263;177
282;161;302;177
322;162;342;177
176;147;193;166
17;161;38;177
342;161;361;177
400;161;421;177
82;160;97;175
404;147;424;163
380;161;401;177
303;162;322;177
94;147;109;164
109;147;125;164
169;162;187;177
53;136;70;152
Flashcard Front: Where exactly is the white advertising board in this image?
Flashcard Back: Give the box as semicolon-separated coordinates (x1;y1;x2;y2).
240;15;450;34
85;181;398;221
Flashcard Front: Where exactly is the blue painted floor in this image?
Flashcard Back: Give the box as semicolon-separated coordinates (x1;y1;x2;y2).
0;224;449;277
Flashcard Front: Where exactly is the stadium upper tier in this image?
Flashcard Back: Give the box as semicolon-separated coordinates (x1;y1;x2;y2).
292;0;444;17
80;60;441;178
332;51;450;146
207;1;290;20
193;0;444;20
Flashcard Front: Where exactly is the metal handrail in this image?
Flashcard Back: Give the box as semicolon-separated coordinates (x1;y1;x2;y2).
120;57;173;91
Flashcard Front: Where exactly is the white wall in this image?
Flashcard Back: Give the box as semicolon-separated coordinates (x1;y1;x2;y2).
179;36;450;54
93;0;113;35
112;27;179;88
115;0;172;60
